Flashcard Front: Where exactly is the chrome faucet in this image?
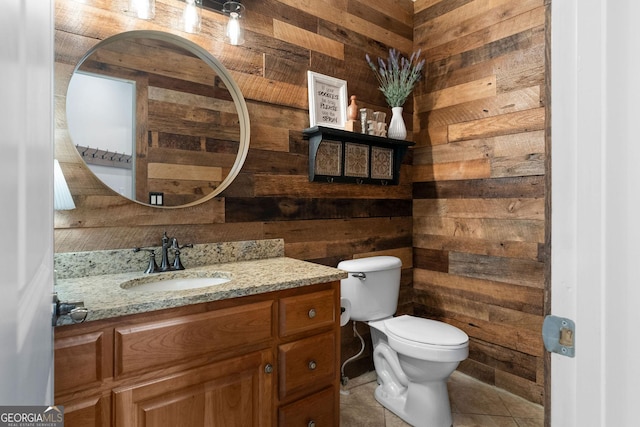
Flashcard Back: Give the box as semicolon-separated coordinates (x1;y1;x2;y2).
133;232;193;273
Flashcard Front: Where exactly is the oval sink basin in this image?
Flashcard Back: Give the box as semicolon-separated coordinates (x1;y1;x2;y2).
121;275;231;292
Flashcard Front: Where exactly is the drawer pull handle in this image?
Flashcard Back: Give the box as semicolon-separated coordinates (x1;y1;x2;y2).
308;308;316;319
308;360;317;370
264;363;273;374
308;421;316;427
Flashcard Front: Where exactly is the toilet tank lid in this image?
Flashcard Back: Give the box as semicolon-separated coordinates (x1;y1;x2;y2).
337;256;402;272
385;315;469;346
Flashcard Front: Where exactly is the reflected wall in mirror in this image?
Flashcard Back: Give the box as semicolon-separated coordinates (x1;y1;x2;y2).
65;30;250;208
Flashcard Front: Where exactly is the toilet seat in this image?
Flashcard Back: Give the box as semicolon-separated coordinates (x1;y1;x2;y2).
383;315;469;362
386;315;468;346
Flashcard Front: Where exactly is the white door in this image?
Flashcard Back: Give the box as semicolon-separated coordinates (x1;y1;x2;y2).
0;0;55;404
551;0;640;425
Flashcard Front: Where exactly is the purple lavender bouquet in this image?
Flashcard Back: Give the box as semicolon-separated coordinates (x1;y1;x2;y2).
365;49;425;108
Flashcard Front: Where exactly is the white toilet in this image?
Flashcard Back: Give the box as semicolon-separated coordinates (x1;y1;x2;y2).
339;256;469;427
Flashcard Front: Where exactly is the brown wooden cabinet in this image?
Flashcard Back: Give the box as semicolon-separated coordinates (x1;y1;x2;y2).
54;281;340;427
112;350;272;427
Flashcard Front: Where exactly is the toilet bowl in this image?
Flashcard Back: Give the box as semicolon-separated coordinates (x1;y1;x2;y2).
369;316;468;427
338;256;469;427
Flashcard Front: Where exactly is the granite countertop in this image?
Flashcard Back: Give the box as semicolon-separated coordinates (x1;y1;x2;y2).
55;257;347;324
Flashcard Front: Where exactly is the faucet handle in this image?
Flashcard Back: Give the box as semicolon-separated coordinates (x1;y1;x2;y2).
170;239;193;270
133;247;159;273
171;238;193;251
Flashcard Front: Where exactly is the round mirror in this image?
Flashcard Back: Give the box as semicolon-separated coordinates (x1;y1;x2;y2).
65;30;250;208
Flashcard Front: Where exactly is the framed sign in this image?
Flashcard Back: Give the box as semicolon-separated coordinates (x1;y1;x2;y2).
307;71;348;129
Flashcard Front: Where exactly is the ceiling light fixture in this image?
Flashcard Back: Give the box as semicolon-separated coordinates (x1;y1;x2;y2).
222;1;245;46
182;0;202;34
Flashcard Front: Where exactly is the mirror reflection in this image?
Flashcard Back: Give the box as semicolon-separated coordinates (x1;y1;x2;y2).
66;31;249;207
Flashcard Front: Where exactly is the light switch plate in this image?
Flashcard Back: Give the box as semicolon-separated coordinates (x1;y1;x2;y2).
149;192;164;206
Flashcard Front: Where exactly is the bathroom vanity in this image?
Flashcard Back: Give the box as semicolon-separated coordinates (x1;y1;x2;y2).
54;240;346;426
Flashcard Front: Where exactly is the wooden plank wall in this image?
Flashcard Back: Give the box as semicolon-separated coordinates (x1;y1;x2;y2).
54;0;550;405
412;0;548;404
53;0;414;379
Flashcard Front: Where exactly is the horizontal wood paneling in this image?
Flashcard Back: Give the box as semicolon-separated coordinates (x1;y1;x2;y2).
276;0;413;54
418;0;543;53
448;107;546;142
414;216;544;243
425;25;545;88
54;0;549;407
414;269;543;314
53;0;414;391
413;198;544;220
413;176;545;199
414;233;541;261
54;0;414;246
413;0;548;404
421;4;545;62
416;75;497;112
273;19;345;60
226;197;412;222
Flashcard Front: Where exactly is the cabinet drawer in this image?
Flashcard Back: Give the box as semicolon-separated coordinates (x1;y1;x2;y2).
278;386;336;427
279;289;336;337
278;331;336;401
115;300;273;376
55;331;106;394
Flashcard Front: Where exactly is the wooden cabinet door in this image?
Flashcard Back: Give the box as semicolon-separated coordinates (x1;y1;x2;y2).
55;330;110;394
60;395;110;427
113;350;273;427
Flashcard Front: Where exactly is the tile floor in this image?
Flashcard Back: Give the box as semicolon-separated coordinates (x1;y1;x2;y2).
340;371;544;427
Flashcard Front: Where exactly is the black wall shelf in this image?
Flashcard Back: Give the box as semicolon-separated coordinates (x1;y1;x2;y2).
303;126;414;185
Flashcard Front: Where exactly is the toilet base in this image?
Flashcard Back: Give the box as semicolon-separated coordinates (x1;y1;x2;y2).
374;380;453;427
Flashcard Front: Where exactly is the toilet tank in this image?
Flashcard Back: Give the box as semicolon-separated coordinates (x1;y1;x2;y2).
338;256;402;321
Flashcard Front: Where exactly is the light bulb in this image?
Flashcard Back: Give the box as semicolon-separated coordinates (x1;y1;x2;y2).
226;12;244;45
182;0;201;34
130;0;155;20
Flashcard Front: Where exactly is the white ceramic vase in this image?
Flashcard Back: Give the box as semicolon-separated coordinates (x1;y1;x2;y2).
388;106;407;140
